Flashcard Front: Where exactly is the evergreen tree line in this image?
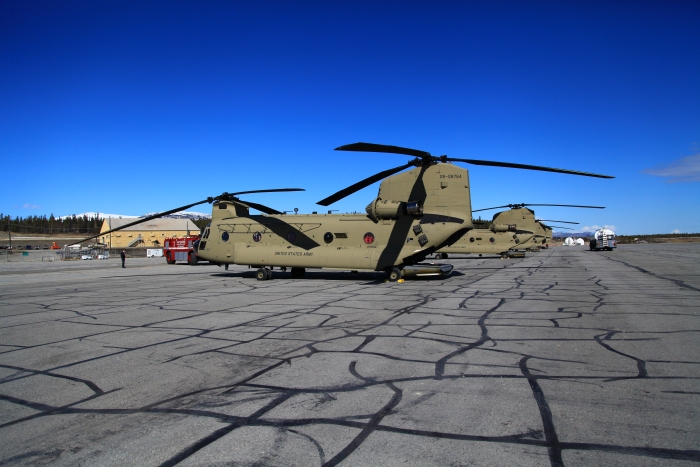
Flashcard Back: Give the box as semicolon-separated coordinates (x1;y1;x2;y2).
1;214;103;234
1;214;540;236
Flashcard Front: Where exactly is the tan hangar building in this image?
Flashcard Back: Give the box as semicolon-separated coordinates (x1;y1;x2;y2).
99;218;201;248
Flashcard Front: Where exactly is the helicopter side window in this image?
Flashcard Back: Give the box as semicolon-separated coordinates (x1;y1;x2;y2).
469;237;475;243
323;232;334;244
221;232;229;242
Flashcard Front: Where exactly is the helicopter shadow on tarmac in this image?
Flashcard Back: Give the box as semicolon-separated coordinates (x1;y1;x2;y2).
209;269;461;282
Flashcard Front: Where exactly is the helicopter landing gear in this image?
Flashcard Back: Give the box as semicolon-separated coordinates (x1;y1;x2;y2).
188;253;198;266
388;267;403;282
256;267;272;281
291;267;305;277
435;253;448;259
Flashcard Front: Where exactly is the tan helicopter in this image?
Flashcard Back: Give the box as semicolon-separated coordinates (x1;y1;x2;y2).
434;204;603;258
73;143;613;281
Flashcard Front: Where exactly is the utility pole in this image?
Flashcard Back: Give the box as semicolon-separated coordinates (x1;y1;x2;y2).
7;216;11;251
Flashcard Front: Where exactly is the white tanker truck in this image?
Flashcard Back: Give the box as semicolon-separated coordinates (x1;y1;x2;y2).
589;228;616;251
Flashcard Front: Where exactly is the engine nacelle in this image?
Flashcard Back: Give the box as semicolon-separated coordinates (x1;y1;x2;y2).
365;198;423;223
491;223;516;233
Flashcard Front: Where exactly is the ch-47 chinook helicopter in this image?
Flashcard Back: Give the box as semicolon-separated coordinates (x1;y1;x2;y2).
73;143;613;281
480;203;602;252
433;203;603;259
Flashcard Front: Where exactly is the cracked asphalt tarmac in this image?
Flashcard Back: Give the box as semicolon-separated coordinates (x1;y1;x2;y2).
1;244;699;466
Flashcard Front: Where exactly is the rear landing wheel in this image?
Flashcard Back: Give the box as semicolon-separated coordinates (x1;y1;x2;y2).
388;267;402;282
256;268;271;281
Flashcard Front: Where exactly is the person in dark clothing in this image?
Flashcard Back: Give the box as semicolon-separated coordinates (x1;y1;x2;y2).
121;250;126;268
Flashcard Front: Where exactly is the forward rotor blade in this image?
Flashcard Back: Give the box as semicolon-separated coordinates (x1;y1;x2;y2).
473;203;606;213
68;198;211;246
537;219;580;224
472;204;512;213
317;162;415;206
446;158;614;179
236;199;282;215
230;188;305;196
545;225;575;230
336;142;431;159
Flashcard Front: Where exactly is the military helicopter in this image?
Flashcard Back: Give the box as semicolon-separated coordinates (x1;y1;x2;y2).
72;143;613;281
434;203;603;258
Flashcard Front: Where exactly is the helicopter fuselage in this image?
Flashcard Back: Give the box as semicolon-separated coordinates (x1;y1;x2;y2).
196;163;474;272
436;228;534;255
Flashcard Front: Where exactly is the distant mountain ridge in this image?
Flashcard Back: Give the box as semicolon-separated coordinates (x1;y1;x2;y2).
141;211;211;220
553;232;592;238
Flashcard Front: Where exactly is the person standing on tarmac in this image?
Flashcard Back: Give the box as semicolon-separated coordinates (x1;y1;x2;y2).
121;250;126;268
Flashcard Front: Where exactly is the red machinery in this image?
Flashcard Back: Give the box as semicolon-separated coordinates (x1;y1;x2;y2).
164;235;201;265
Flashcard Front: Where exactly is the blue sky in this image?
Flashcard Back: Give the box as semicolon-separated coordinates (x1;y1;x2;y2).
1;1;698;234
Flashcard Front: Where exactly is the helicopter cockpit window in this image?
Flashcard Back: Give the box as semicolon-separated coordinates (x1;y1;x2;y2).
323;232;334;244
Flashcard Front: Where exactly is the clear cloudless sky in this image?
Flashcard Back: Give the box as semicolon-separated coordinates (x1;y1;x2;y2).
1;1;699;234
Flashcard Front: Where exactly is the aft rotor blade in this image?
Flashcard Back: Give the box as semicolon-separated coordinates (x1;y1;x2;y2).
317;162;415;206
446;158;614;179
230;188;305;196
537;219;580;224
236;199;282;215
68;198;211;246
518;204;606;209
336;142;431;159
